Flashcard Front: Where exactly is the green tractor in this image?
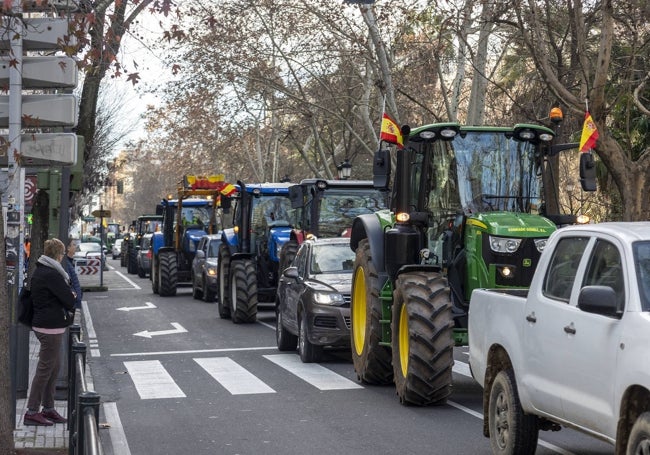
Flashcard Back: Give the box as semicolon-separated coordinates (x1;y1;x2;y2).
349;120;596;406
125;215;162;275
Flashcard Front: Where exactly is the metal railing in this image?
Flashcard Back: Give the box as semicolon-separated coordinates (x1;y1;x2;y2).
67;324;103;455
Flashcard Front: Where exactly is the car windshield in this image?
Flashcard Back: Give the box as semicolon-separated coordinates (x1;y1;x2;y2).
310;243;355;274
208;240;221;257
79;243;101;253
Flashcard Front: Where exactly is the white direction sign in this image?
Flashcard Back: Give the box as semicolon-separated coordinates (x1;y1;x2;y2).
117;302;157;312
0;56;78;89
134;323;188;339
0;133;77;167
0;94;78;127
0;17;78;51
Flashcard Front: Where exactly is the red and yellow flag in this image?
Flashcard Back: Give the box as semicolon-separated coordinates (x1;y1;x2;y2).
380;113;404;149
579;111;599;152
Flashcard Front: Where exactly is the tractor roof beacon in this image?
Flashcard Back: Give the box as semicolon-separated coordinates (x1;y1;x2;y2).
217;181;293;323
348;114;597;406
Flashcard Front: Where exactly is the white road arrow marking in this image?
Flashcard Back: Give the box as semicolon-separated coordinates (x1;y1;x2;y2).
134;322;187;339
117;302;157;312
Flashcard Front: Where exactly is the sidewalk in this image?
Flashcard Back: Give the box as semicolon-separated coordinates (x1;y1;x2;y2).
13;330;69;453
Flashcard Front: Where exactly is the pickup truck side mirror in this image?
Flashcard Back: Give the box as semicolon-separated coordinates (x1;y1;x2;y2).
577;285;621;318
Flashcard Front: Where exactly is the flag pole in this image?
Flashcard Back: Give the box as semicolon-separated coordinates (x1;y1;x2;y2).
378;94;387;144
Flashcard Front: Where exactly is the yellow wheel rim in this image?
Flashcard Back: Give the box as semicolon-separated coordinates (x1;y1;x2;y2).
352;266;367;356
398;303;409;377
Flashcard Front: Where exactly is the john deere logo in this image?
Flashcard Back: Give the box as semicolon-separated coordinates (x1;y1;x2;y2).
523;258;532;267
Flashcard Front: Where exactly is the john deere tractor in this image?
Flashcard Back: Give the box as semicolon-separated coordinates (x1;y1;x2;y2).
151;175;233;296
279;179;389;272
218;181;293;323
349;120;596;406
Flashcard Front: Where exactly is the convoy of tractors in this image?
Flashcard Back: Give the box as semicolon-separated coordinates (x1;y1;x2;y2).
113;111;594;409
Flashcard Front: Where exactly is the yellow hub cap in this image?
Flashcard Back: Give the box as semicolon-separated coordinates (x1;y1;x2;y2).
352;267;367;356
398;303;409;377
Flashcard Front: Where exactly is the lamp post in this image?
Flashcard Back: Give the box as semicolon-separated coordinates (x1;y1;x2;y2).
337;159;352;180
566;181;575;214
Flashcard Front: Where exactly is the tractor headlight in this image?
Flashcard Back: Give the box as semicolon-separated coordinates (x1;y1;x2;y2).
313;292;344;306
207;267;217;277
489;236;522;253
534;238;547;252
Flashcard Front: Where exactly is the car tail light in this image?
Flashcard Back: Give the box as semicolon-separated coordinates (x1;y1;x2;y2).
146;249;152;259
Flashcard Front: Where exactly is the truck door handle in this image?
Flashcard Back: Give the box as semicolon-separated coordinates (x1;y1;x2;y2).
564;323;576;335
525;313;537;323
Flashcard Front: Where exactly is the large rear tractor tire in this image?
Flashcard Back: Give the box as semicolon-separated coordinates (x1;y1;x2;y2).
230;259;258;323
392;272;454;406
350;239;393;384
279;239;299;274
158;251;178;297
488;368;539;454
217;244;231;319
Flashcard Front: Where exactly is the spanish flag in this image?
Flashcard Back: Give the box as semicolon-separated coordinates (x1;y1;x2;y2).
579;111;599;152
380;112;404;149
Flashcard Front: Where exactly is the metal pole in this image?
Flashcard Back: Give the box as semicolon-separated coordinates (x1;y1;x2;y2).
7;0;24;427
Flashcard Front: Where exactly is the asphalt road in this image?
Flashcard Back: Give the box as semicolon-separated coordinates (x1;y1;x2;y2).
79;259;614;455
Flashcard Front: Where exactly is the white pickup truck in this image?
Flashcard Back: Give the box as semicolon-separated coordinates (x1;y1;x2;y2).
468;222;650;455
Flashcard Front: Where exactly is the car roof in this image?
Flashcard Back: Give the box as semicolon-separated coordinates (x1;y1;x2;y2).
553;222;650;243
304;237;351;246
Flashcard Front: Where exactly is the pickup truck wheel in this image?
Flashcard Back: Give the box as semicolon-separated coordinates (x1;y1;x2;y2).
392;272;453;406
627;412;650;455
350;239;393;385
229;259;258;323
217;244;231;319
158;251;178;296
489;369;538;455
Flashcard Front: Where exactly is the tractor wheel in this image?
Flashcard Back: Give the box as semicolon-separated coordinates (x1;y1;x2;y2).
229;259;257;323
217;244;231;319
279;239;299;273
392;271;454;406
127;247;138;274
350;239;393;384
488;368;539;454
158;251;178;297
203;278;216;302
151;258;159;294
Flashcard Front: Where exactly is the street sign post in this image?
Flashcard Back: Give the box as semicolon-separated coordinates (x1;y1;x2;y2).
0;94;78;127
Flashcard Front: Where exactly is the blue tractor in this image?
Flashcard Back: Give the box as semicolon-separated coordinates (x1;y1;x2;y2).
151;175;232;297
217;181;293;322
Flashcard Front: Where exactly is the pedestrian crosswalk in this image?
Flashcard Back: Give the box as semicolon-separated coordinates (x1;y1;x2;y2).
123;353;473;400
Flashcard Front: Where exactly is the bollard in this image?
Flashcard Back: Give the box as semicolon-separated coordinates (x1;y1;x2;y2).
68;337;86;448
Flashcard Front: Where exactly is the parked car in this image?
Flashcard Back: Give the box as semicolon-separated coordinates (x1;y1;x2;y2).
191;234;222;304
74;241;108;271
275;237;355;362
111;238;124;259
136;234;153;278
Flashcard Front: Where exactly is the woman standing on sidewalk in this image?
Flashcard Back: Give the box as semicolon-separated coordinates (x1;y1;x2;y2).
24;238;77;426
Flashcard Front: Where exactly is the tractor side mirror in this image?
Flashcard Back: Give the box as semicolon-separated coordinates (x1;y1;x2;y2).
580;152;597;192
373;148;391;189
289;185;303;208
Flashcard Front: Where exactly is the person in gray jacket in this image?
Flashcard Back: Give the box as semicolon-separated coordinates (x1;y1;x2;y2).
23;238;76;426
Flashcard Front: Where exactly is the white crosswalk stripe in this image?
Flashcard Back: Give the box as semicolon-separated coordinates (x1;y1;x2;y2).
264;354;363;390
194;357;276;395
124;360;186;399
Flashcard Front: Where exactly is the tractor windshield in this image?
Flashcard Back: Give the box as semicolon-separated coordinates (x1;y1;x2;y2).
251;195;292;234
180;206;211;227
317;189;387;237
421;130;542;217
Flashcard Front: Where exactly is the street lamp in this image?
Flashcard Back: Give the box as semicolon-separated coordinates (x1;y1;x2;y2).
566;181;575;214
337;159;352;180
